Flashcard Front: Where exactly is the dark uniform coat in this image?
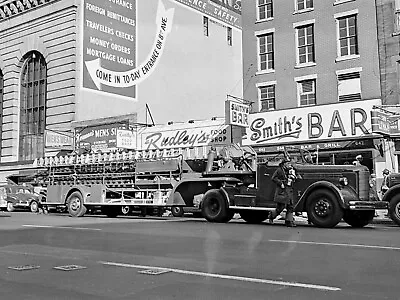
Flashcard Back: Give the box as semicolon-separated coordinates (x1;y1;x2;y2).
271;166;290;204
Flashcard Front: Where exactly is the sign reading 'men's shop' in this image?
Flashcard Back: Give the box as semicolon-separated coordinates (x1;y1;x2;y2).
82;0;174;99
243;99;381;146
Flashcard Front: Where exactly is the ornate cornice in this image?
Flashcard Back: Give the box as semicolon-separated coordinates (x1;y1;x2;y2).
0;0;58;21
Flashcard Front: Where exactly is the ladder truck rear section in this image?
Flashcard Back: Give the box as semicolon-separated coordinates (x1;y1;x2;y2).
33;149;197;217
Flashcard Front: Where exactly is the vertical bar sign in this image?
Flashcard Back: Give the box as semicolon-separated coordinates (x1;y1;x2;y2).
82;0;137;99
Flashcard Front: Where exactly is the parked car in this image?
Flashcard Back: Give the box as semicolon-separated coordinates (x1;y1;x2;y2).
0;184;46;213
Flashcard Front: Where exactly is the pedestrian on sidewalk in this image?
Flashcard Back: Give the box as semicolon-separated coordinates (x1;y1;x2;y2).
269;158;302;227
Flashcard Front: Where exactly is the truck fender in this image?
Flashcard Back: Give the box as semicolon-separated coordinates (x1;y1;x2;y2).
65;186;91;205
295;181;351;211
218;187;231;207
382;185;400;204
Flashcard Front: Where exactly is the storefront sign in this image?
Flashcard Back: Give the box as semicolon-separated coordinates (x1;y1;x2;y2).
244;99;381;146
116;129;137;149
45;130;73;149
371;110;391;135
138;120;231;150
173;0;241;29
76;122;128;152
225;100;250;127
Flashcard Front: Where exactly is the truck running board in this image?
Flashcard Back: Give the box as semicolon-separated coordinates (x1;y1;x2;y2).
229;206;276;211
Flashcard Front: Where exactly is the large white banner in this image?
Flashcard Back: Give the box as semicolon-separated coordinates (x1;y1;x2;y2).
243;99;381;146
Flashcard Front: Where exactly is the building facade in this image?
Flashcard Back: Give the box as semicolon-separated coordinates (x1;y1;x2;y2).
0;0;242;164
241;0;395;177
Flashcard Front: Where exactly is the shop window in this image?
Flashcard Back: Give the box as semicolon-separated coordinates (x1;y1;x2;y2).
337;71;361;101
296;0;313;12
19;51;47;161
295;23;315;65
298;79;316;106
259;85;276;111
336;14;358;58
227;27;232;46
257;32;274;71
257;0;273;21
203;16;209;36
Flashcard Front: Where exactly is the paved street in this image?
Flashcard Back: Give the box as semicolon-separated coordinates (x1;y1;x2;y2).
0;212;399;299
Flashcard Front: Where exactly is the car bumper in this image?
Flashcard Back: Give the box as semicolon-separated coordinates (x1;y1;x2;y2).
348;200;388;210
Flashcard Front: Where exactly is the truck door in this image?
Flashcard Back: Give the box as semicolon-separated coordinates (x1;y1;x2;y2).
255;164;276;208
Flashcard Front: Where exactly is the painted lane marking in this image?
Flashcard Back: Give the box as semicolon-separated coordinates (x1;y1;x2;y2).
22;225;101;231
99;261;341;291
269;240;400;251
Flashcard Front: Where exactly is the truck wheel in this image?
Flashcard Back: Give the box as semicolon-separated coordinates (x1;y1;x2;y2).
201;189;231;223
171;206;184;217
389;194;400;226
67;192;87;217
6;202;14;212
343;210;374;228
306;189;343;228
30;200;39;213
240;211;269;224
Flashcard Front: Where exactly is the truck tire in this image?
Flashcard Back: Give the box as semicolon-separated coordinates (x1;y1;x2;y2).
67;191;87;217
388;194;400;226
240;211;269;224
306;189;343;228
201;189;232;223
30;200;39;213
171;206;184;217
343;210;375;228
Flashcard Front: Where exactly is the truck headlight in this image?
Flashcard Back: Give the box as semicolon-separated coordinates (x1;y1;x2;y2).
339;177;348;186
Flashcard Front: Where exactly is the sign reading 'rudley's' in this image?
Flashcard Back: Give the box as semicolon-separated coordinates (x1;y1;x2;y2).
243;99;381;146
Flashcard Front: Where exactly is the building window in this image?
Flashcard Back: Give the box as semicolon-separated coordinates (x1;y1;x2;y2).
337;15;358;57
19;51;47;161
227;27;232;46
337;71;361;101
259;85;276;111
0;69;3;157
395;0;400;33
258;0;273;21
258;33;274;71
298;79;316;106
296;24;315;65
203;16;209;36
296;0;313;11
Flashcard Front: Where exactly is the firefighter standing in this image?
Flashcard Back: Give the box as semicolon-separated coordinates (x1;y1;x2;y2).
269;158;301;227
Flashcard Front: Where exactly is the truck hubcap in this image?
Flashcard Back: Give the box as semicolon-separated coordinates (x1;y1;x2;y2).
314;199;331;217
395;202;400;220
209;199;220;215
70;198;80;211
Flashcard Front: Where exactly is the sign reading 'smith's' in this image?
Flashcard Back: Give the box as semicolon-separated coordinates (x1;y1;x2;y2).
243;99;382;146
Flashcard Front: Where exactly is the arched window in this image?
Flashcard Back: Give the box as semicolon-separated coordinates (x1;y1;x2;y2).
19;51;47;161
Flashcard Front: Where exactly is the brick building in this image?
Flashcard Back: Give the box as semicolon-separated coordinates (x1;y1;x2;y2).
241;0;394;176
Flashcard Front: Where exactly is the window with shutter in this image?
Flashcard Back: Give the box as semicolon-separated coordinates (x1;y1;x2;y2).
337;72;361;101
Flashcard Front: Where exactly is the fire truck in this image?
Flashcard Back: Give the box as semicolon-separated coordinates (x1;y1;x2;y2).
31;148;202;217
167;145;387;228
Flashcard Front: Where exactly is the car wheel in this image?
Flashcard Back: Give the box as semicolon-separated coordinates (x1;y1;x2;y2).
30;200;39;213
67;191;87;217
389;194;400;226
343;210;375;228
171;206;184;217
201;189;232;223
240;210;270;224
306;189;343;228
6;202;14;212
